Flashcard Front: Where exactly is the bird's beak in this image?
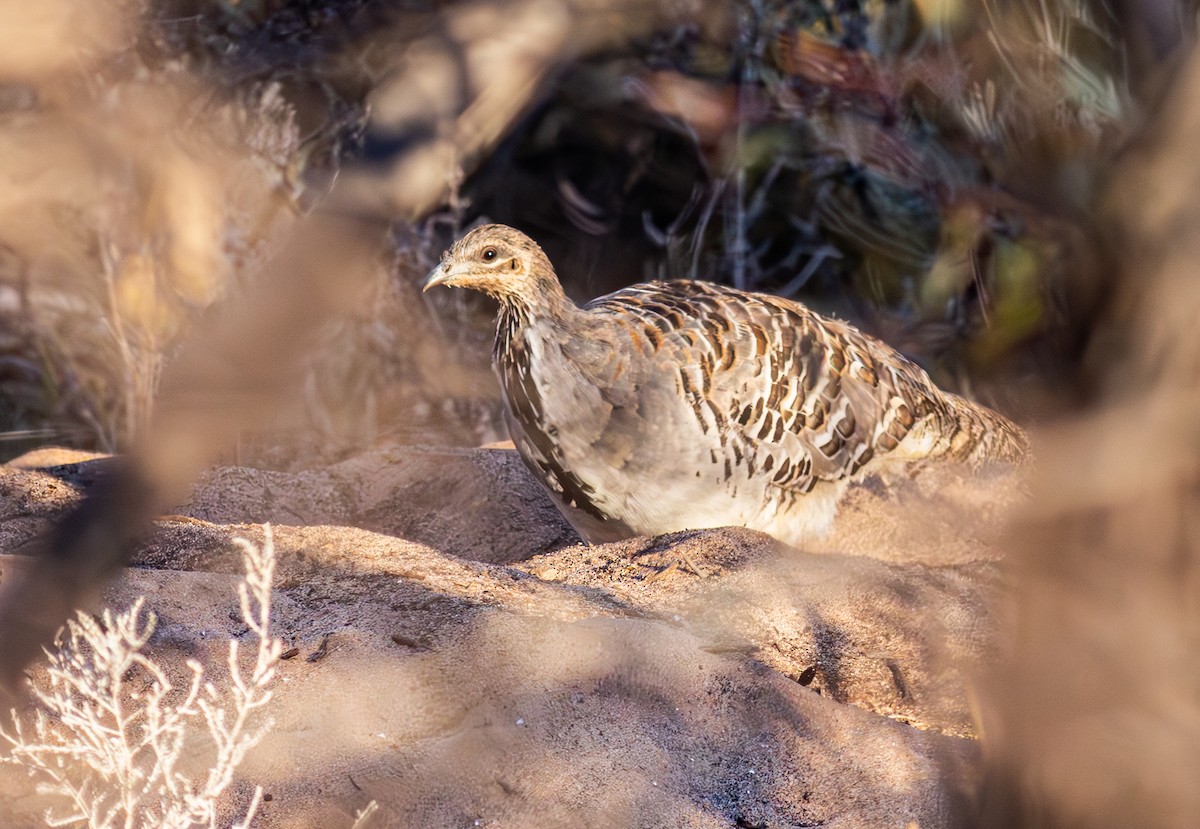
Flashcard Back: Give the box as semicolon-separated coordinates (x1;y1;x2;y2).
423;261;469;292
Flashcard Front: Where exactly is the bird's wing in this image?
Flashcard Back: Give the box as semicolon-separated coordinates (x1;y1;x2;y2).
583;281;946;489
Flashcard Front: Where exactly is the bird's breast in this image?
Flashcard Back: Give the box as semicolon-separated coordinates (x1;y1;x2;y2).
495;319;787;539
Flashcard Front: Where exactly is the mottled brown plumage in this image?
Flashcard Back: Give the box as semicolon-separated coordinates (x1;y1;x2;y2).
426;224;1027;545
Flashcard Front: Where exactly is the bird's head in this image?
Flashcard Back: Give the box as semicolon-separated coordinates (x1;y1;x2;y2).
424;224;561;306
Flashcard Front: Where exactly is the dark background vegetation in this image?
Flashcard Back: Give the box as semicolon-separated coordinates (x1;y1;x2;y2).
2;0;1187;464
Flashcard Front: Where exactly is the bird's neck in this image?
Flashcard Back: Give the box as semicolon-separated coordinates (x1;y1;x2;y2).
496;283;618;378
498;280;585;336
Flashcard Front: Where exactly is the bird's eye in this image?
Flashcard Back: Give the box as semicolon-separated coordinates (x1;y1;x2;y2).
482;248;497;262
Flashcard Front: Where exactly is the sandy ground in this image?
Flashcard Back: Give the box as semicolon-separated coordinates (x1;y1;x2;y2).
0;445;1023;828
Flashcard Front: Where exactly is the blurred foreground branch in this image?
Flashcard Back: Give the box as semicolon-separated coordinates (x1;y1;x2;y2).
978;37;1200;829
0;0;716;688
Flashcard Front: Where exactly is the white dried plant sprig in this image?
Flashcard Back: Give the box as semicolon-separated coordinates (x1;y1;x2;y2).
0;525;284;829
350;800;379;829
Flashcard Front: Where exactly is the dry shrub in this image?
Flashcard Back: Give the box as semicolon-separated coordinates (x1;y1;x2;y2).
0;0;303;452
0;528;281;829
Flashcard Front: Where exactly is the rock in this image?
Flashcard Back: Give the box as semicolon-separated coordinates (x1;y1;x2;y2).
0;445;1019;827
3;444;580;564
521;526;1000;736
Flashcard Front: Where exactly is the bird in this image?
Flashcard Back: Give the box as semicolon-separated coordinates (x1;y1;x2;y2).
425;223;1027;546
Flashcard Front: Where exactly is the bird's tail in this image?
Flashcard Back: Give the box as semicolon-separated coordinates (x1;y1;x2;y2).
936;393;1030;465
